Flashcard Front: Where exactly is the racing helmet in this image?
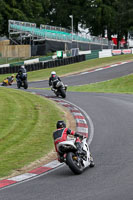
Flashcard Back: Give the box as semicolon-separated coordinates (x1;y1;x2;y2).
56;120;66;129
21;65;25;69
51;71;56;75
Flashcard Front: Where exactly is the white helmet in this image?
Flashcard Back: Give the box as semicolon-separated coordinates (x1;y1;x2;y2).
21;65;25;69
51;71;56;75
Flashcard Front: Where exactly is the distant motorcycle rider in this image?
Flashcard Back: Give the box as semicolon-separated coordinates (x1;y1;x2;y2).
53;120;95;167
49;71;61;89
7;74;15;85
1;74;15;86
16;65;27;81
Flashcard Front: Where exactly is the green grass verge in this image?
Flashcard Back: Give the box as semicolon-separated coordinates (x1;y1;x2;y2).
0;54;133;83
68;73;133;94
0;87;64;178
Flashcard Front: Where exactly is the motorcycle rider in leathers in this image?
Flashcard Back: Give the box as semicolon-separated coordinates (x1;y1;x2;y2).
49;71;61;89
53;120;95;167
8;74;15;85
3;74;15;86
16;65;27;81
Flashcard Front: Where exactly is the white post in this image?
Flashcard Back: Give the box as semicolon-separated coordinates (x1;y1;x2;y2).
69;15;73;41
72;15;73;41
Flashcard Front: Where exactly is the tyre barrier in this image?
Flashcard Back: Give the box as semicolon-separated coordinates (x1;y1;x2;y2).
0;55;86;74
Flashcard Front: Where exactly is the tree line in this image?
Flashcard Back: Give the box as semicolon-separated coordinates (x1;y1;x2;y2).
0;0;133;47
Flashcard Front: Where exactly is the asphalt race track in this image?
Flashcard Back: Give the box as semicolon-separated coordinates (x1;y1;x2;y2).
0;62;133;200
28;61;133;88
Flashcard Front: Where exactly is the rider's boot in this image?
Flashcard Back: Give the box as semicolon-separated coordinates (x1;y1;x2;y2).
65;85;67;91
58;153;65;163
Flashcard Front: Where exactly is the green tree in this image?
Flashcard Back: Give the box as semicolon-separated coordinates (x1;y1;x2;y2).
48;0;86;32
83;0;133;47
1;0;133;49
82;0;116;38
110;0;133;48
0;0;50;36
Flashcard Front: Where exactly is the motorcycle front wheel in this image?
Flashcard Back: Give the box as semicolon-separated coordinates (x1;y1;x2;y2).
60;87;66;98
66;152;84;174
23;80;28;89
17;81;21;89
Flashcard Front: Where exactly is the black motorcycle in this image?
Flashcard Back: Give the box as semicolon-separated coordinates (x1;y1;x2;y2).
16;73;28;89
51;81;67;98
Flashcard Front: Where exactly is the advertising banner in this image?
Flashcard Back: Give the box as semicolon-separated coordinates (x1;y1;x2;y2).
112;50;122;56
122;49;132;54
99;49;112;58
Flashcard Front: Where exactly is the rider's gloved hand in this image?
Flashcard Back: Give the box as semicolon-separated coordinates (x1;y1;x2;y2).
79;135;84;140
74;132;83;139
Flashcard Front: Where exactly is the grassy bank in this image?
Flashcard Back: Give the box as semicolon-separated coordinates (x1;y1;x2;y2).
68;73;133;94
0;54;133;83
0;87;64;178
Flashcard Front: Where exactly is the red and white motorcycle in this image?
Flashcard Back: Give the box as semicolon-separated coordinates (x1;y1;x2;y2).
57;136;94;174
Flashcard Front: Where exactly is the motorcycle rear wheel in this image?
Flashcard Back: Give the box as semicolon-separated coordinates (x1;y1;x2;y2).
66;152;84;174
2;82;7;86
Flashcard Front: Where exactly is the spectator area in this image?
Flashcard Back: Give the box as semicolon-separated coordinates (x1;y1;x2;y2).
9;20;108;44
